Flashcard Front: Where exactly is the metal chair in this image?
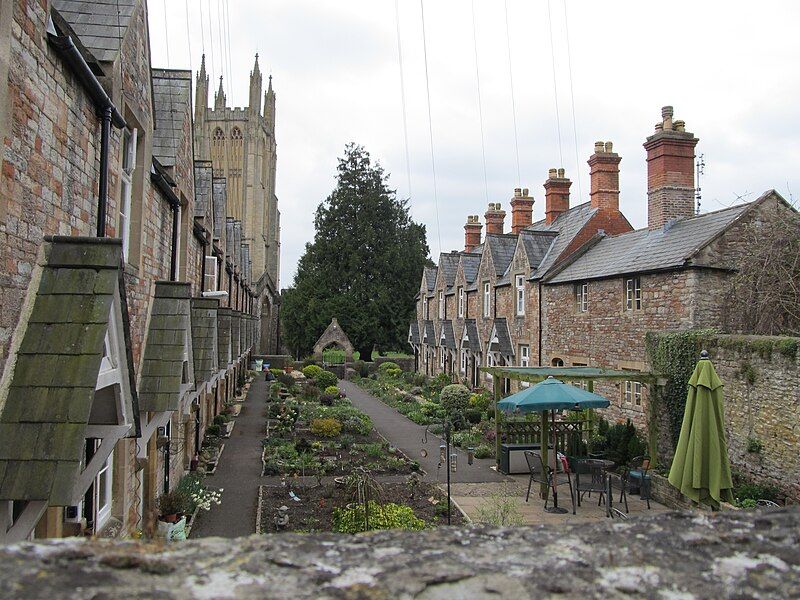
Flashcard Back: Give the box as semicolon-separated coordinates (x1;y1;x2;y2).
573;458;608;508
524;450;576;515
627;455;651;510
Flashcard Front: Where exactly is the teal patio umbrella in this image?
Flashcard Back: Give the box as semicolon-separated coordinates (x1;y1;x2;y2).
668;351;734;509
498;376;610;512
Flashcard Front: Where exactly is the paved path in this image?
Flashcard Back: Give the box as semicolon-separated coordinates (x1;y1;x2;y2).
190;377;266;538
339;381;509;484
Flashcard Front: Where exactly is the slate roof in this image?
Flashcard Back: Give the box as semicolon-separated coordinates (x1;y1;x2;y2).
489;318;514;357
520;230;558;270
152;69;191;168
51;0;136;63
217;308;232;367
422;320;436;344
461;253;481;284
486;234;518;277
528;202;598;278
439;253;461;289
440;321;456;350
138;282;191;412
194;162;213;224
462;319;481;352
212;179;228;241
423;266;437;292
547;203;752;284
0;237;127;504
408;322;420;345
191;298;219;384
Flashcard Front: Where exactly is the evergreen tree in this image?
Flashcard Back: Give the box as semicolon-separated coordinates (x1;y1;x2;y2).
282;144;430;359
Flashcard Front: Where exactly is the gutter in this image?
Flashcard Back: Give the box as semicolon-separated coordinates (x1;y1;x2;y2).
46;15;126;238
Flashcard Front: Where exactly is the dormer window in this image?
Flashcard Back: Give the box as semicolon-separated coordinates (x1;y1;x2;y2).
483;282;490;317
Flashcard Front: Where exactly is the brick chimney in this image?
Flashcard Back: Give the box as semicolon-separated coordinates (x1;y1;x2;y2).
588;141;621;211
484;203;506;235
510;187;534;234
464;215;482;251
644;106;699;229
544;168;571;224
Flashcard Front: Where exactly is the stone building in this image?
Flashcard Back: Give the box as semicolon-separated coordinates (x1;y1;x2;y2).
410;106;798;432
194;54;281;354
0;0;261;543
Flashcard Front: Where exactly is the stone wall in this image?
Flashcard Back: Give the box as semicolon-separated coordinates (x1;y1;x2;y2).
1;509;798;597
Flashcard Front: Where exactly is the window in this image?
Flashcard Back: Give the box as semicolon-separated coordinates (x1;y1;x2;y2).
625;277;642;311
423;296;428;319
458;287;465;318
486;353;494;380
575;282;588;312
204;253;218;291
483;282;490;317
623;380;643;406
119;128;137;260
438;291;444;319
460;348;467;373
519;345;530;387
552;357;564;367
439;348;445;368
515;275;525;315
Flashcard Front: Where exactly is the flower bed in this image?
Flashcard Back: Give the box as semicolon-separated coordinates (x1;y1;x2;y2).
258;480;463;533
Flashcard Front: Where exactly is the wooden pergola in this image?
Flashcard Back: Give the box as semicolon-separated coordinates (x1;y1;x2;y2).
482;366;664;465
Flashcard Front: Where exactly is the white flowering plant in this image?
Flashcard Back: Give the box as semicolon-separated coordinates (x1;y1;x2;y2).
176;472;223;513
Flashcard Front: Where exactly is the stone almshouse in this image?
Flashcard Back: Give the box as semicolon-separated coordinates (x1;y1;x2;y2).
410;106;798;432
0;0;278;542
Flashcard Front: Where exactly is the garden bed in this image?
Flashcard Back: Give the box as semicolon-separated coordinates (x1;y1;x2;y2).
258;480;464;533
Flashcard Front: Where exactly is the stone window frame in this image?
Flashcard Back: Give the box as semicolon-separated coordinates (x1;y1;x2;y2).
118;127;137;260
515;274;525;316
457;287;465;318
574;282;589;313
438;290;445;319
483;281;491;318
519;344;530;387
619;360;647;410
423;295;428;319
459;345;467;373
625;276;642;311
551;357;565;367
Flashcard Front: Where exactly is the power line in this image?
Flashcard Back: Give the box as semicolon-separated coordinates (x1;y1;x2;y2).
545;0;564;168
470;0;489;206
199;0;205;55
504;0;521;187
562;0;582;200
224;0;234;104
216;0;227;100
162;0;170;68
394;0;413;201
184;0;193;74
419;0;441;255
207;0;216;87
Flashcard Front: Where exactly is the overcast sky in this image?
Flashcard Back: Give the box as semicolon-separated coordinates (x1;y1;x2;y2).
148;1;800;286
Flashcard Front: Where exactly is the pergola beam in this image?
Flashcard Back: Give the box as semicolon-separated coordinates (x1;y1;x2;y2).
482;366;661;385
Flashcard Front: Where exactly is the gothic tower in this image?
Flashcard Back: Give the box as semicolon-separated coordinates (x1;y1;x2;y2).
194;53;281;353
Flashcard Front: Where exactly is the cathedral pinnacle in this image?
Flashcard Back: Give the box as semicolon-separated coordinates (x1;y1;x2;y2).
252;53;260;77
214;76;227;109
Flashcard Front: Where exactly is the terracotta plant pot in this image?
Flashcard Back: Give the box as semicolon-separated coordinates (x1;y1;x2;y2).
284;366;294;373
159;513;179;523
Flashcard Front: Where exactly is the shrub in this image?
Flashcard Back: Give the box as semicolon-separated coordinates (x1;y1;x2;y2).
269;368;284;378
294;437;312;454
302;357;318;367
360;442;385;458
302;365;324;380
734;481;781;504
469;392;491;413
156;488;189;516
315;370;338;390
310;418;342;438
426;373;452;397
277;373;294;388
474;445;493;459
407;411;429;425
440;384;470;417
332;501;425;534
301;384;320;401
339;434;355;449
353;359;370;378
325;385;340;396
378;361;402;378
409;386;423;396
465;409;482;424
320;393;336;406
206;424;221;437
213;414;229;425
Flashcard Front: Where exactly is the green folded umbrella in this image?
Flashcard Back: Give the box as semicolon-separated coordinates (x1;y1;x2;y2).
668;351;734;509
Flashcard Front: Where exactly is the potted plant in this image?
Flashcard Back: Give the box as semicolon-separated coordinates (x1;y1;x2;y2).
156;489;188;523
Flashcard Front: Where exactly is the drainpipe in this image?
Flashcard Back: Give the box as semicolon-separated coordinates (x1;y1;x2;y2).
170;206;179;281
46;17;126;237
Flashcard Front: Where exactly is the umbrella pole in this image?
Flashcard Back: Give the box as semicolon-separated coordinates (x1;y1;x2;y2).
540;411;548;499
545;408;568;514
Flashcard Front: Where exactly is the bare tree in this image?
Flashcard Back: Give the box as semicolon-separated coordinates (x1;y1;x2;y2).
723;215;800;335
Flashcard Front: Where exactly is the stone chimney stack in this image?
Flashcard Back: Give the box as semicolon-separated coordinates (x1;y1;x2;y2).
464;215;482;252
588;141;621;211
543;168;571;224
484;203;506;235
644;106;699;229
510;188;534;234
